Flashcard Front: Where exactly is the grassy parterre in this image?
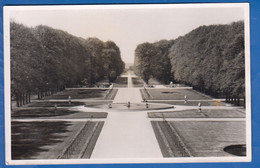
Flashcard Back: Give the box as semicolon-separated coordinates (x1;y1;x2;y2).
132;77;144;87
152;121;246;157
148;109;245;118
144;88;212;100
12;108;108;119
148;100;225;106
11;121;71;159
44;89;117;100
11;121;104;159
168;121;246;157
113;77;128;87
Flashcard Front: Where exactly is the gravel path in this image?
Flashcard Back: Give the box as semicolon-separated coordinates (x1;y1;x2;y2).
91;71;162;158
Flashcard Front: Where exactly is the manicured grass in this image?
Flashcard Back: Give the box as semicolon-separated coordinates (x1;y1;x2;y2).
51;112;108;119
113;77;128;87
11;121;71;159
152;121;246;157
151;121;191;157
148;109;245;118
148;100;225;106
147;78;163;85
105;89;118;100
80;122;104;158
12;108;107;119
28;101;86;107
28;100;113;108
11;121;105;159
143;88;211;100
169;121;246;157
84;101;113;107
132;77;144;87
57;121;104;159
12;108;77;118
44;89;114;100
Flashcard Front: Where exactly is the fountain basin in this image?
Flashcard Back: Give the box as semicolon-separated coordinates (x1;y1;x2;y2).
85;102;174;111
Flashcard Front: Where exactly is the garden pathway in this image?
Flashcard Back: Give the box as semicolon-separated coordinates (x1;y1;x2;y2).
91;71;162;158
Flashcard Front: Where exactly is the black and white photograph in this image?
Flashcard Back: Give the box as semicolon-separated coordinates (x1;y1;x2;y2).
4;3;251;164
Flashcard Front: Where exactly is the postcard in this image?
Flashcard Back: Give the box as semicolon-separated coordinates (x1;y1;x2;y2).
3;3;251;165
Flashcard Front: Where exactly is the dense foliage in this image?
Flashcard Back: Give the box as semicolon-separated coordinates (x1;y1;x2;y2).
10;22;125;107
134;40;174;84
134;21;245;99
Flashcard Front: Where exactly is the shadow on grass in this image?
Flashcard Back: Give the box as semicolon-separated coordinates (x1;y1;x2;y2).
11;121;70;159
12;108;79;118
28;101;86;107
45;89;109;99
12;107;108;119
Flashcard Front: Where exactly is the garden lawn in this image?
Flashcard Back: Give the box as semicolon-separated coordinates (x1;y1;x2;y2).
27;101;113;108
148;100;225;106
28;101;86;107
44;89;117;100
113;77;128;87
144;88;212;100
169;121;246;157
148;109;245;118
132;77;144;87
11;121;72;159
12;108;107;119
11;121;104;159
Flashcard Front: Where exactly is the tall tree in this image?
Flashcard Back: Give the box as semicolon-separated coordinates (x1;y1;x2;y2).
10;22;125;106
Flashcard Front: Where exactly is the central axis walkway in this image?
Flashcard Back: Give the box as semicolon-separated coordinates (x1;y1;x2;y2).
91;72;162;158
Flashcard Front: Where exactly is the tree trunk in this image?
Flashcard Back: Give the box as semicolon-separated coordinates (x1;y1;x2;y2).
41;90;43;99
22;93;25;105
16;94;19;107
19;94;23;107
244;97;246;108
25;93;28;104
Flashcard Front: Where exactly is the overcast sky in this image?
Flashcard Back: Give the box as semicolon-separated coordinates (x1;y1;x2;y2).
6;4;247;64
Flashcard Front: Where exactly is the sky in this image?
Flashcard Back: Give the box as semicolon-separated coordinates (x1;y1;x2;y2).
6;4;247;64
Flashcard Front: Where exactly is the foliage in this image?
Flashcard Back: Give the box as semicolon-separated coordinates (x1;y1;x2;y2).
134;21;245;98
134;40;174;84
10;22;125;106
169;21;245;98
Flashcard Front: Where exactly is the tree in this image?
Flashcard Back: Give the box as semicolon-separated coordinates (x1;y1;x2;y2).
10;22;125;107
168;21;245;98
10;22;45;106
134;42;155;84
134;21;245;101
85;37;106;83
103;41;125;82
152;40;174;84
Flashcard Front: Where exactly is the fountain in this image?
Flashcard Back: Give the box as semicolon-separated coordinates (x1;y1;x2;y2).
85;102;174;112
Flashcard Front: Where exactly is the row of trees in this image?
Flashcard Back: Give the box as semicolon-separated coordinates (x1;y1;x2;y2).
134;39;174;84
11;22;125;107
134;21;245;100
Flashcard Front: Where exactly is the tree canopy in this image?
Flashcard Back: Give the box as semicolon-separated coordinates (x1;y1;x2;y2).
10;22;125;106
134;40;174;84
134;21;245;98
